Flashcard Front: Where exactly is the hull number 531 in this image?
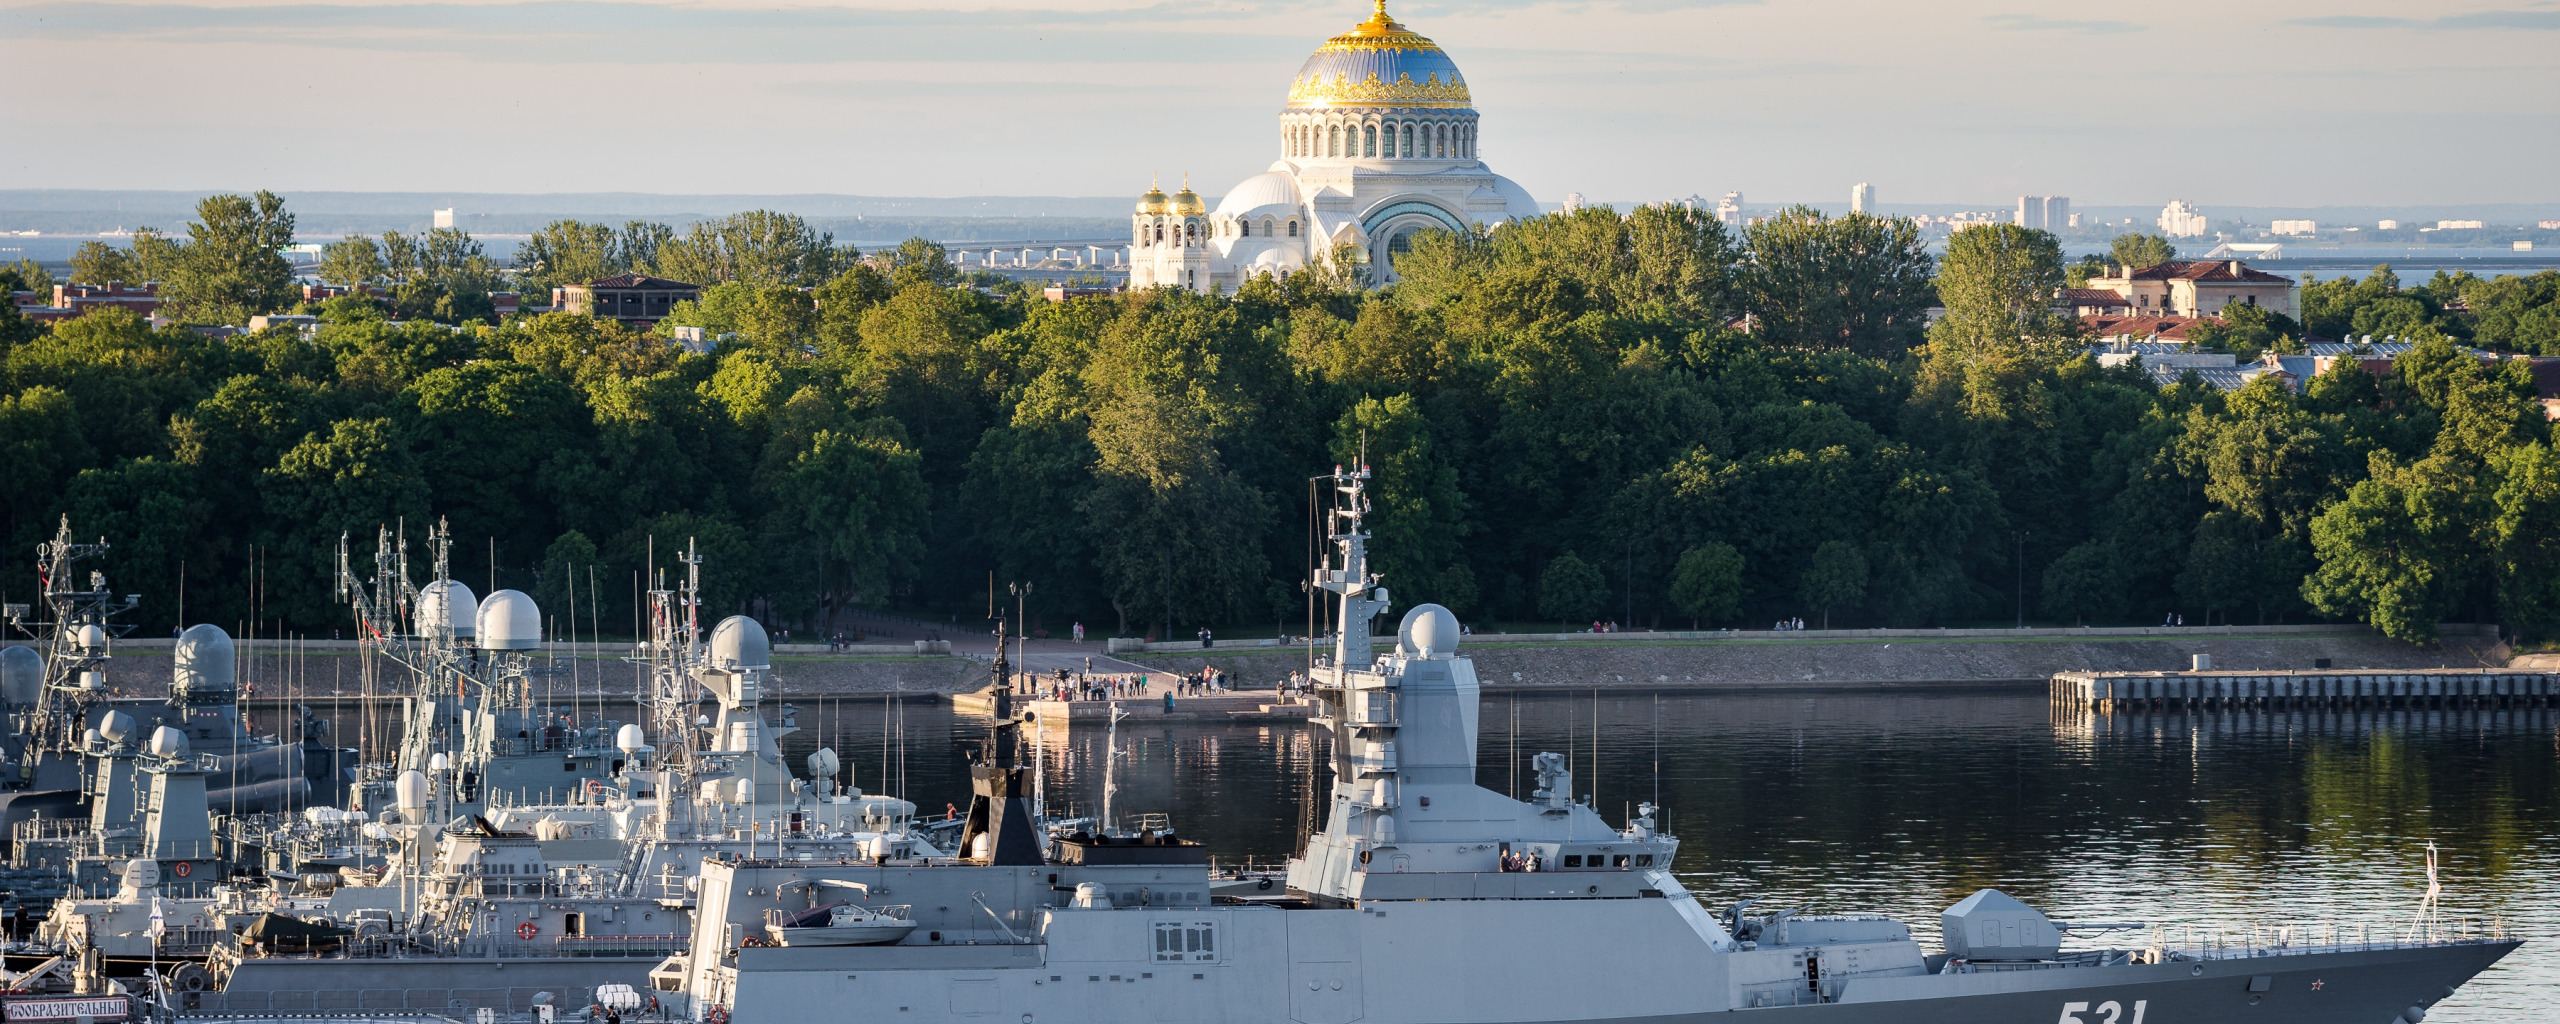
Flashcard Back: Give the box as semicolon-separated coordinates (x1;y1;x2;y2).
2058;1001;2148;1024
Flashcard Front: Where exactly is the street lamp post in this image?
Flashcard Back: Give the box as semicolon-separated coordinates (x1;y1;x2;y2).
1008;582;1033;691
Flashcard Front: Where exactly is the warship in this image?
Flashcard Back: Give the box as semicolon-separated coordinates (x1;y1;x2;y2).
172;529;947;1014
3;518;355;853
663;464;2515;1024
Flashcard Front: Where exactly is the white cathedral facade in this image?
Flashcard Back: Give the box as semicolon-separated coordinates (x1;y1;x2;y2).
1128;1;1542;293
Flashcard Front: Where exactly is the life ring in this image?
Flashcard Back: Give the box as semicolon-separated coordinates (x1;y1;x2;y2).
706;1008;730;1024
586;778;604;797
739;936;767;947
172;861;192;877
517;921;540;940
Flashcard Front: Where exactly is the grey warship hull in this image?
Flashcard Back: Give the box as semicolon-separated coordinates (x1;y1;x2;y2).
702;883;2513;1024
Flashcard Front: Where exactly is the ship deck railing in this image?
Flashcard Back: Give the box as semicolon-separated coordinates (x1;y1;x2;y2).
1940;920;2514;974
301;935;694;961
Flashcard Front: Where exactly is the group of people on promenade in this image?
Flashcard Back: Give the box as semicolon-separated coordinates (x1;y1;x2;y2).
1034;665;1230;703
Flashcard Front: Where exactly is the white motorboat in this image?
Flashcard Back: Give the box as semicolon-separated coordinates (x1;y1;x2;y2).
764;902;915;947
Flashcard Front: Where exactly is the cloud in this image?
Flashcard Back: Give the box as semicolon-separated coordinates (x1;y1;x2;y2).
2292;9;2560;29
1982;13;2141;34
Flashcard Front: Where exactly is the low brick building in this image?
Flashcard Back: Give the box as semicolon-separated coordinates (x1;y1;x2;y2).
554;274;700;327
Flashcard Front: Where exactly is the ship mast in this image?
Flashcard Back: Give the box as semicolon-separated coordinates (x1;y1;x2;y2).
6;516;140;767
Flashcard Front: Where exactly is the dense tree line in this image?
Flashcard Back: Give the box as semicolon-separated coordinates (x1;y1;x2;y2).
3;193;2557;646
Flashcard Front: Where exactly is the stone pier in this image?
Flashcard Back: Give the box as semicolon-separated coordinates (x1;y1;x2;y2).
2051;668;2560;713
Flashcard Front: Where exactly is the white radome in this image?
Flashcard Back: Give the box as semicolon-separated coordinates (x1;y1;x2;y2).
1398;603;1460;658
174;623;236;693
475;589;542;650
417;579;478;638
709;615;772;672
147;725;189;758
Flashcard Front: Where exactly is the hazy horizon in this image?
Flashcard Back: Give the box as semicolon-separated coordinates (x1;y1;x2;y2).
4;0;2555;207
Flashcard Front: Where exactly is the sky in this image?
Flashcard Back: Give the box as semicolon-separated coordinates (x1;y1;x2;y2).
3;0;2556;208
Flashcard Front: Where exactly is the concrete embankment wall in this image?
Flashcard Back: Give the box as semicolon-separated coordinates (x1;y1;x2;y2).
25;641;984;700
16;624;2507;700
1123;624;2509;691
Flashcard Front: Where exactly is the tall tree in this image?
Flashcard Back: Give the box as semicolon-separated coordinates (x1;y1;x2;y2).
652;211;850;288
1668;542;1744;628
1537;552;1607;627
70;242;138;286
2108;233;2177;270
1740;206;1934;356
160;191;297;324
316;236;387;288
1797;539;1867;629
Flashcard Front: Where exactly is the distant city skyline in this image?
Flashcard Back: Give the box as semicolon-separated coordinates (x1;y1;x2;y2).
2;0;2552;205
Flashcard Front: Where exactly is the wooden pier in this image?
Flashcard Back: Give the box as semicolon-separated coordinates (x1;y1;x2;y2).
2052;668;2559;713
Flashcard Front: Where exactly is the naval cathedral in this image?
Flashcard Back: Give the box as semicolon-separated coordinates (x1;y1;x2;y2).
1128;0;1542;292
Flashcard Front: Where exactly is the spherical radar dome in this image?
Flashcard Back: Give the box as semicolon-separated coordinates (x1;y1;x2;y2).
1396;603;1461;658
1288;0;1472;111
417;579;478;638
709;615;771;672
475;589;542;650
173;623;236;695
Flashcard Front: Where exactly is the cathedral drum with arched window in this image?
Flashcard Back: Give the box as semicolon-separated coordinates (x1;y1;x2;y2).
1126;0;1540;293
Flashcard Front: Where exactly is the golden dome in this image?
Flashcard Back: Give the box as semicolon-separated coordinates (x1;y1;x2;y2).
1287;0;1472;110
1171;174;1206;216
1137;175;1169;215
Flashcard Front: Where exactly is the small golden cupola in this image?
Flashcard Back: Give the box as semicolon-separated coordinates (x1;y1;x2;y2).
1172;174;1206;216
1138;175;1170;215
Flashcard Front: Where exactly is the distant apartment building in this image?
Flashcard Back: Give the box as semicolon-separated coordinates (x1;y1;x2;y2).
2377;219;2399;230
1715;192;1743;227
2540;220;2560;230
1851;183;1874;215
2271;220;2318;236
2015;196;2069;231
433;208;456;229
2080;260;2293;318
1562;193;1587;214
555;274;701;327
2158;200;2209;238
2432;220;2484;231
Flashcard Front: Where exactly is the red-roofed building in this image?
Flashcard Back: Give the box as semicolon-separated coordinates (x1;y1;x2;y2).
2058;288;2134;316
53;282;161;318
2516;356;2560;421
2080;260;2294;318
2079;314;2215;342
555;274;701;327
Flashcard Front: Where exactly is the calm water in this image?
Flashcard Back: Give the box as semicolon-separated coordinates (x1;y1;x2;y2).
770;690;2559;1024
